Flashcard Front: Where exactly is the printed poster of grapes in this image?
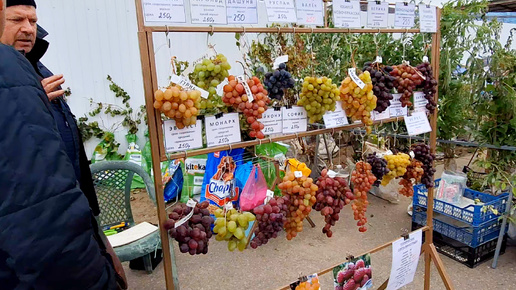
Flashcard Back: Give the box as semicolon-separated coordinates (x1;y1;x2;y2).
332;254;372;290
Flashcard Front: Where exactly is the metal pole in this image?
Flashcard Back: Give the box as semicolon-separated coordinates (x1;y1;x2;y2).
492;189;513;269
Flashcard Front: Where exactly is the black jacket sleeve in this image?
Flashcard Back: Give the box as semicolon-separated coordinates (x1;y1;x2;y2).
0;45;116;289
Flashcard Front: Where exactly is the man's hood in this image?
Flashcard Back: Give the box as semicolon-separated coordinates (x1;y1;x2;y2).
26;24;49;65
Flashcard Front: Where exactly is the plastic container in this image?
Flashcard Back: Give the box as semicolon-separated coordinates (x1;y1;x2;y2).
413;179;509;226
412;206;506;247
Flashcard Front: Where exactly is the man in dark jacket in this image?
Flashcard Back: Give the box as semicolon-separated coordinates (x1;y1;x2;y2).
0;0;119;288
1;0;100;217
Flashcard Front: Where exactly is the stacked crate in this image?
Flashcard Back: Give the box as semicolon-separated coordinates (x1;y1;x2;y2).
411;179;509;268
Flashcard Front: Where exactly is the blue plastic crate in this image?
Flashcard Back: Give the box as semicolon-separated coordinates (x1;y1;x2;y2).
412;207;506;247
413;179;508;226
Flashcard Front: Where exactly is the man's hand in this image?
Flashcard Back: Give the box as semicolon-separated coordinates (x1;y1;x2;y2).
41;74;66;101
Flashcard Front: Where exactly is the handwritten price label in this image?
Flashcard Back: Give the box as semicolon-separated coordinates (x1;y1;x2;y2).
394;2;415;28
170;75;209;99
190;0;227;24
404;111;432;136
205;113;242;147
389;93;408;117
282;106;307;134
163;119;204;153
261;108;283;135
237;75;254;102
333;0;361;28
142;0;186;23
226;0;257;24
265;0;297;23
413;91;428;113
348;68;366;89
323;101;349;128
295;0;324;26
367;1;388;28
419;4;437;33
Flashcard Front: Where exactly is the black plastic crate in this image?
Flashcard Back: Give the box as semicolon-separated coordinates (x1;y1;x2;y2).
412;222;507;268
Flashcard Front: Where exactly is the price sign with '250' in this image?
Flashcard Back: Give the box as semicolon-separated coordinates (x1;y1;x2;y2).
142;0;186;23
164;119;203;153
226;0;258;24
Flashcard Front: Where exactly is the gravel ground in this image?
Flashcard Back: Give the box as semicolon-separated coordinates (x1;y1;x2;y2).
123;155;516;290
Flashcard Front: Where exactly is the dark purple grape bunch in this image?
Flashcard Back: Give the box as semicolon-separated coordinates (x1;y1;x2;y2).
416;62;437;114
366;152;389;186
164;201;214;255
249;196;288;249
363;62;395;113
411;143;436;189
264;63;295;100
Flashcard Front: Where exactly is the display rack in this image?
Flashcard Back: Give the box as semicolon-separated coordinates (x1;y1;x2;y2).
134;1;453;289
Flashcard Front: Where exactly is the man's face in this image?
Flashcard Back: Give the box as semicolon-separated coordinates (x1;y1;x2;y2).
0;5;37;53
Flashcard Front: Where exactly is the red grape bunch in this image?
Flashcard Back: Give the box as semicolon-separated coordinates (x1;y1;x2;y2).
399;159;424;197
416;62;438;113
264;63;295;100
278;172;318;240
222;75;271;139
411;143;436;189
163;201;214;255
366;152;389;186
351;162;376;232
390;63;423;107
313;168;354;237
249;196;288;249
363;62;395;113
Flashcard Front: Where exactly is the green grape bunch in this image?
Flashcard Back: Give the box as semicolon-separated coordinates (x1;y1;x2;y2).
189;54;231;111
297;76;340;123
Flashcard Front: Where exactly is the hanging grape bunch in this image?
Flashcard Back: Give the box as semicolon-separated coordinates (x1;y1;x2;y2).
222;75;270;139
298;76;340;123
278;172;318;240
163;201;214;255
249;196;288;249
313;168;354;237
213;208;256;252
416;62;437;114
363;62;395;113
351;161;376;232
399;159;424;197
366;152;389;186
154;85;201;129
381;153;411;186
264;63;295;100
411;143;436;189
340;70;376;133
190;54;231;111
390;63;423;107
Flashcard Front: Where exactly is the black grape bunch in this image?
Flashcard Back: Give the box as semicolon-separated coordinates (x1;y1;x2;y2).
363;62;396;113
416;62;437;114
264;63;295;100
411;143;436;189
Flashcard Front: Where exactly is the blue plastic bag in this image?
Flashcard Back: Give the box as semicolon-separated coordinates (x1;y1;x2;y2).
164;161;183;202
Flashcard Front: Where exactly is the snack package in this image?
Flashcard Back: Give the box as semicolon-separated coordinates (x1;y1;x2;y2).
200;149;244;212
162;160;184;202
239;164;268;211
436;171;467;204
287;159;311;176
141;130;153;176
181;155;208;203
123;133;145;189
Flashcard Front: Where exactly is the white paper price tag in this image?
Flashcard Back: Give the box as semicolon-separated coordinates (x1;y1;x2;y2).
294;171;303;178
394;2;416;28
327;170;337;178
404;111;432;136
390;93;408;117
205;113;242;147
226;0;258;24
423;56;429;63
190;0;227;24
372;109;390;121
175;199;197;228
376;56;383;63
236;75;254;102
264;0;297;23
216;79;229;96
378;149;393;158
163;119;204;153
274;154;287;170
264;189;275;204
170;75;209;99
142;0;186;23
273;55;289;69
224;202;233;210
332;0;361;28
295;0;324;26
367;1;389;28
413;91;428;113
348;68;366;89
409;151;415;159
282;106;308;134
419;4;437;33
323;101;349;128
262;108;283;135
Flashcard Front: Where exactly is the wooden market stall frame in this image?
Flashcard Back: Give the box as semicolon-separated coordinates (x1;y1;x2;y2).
134;1;452;289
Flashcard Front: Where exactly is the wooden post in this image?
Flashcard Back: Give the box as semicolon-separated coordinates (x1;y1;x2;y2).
134;0;175;289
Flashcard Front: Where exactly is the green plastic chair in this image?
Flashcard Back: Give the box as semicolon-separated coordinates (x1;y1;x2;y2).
90;160;160;273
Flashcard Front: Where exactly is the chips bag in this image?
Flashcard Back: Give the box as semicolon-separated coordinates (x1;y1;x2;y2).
181;155;208;203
